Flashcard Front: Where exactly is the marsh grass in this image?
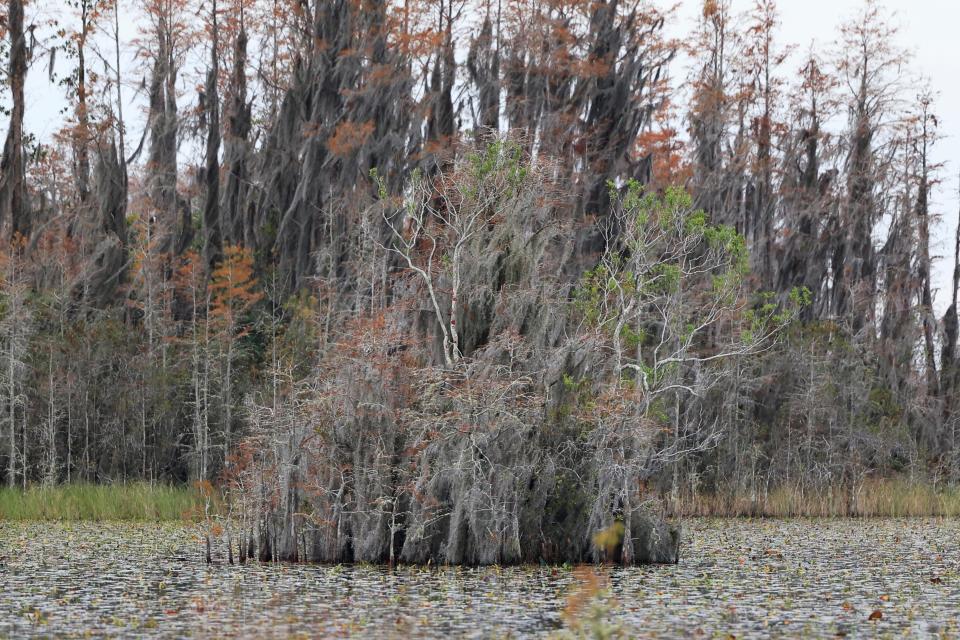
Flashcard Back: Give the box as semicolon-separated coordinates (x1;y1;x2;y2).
4;478;959;522
0;483;204;521
679;478;960;518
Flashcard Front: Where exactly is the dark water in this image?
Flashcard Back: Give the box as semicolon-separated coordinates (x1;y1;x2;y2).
1;519;958;638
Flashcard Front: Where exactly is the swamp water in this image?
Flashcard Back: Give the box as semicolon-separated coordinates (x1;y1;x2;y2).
1;519;959;638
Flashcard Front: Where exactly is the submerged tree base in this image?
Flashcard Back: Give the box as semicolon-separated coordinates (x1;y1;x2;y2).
209;514;681;567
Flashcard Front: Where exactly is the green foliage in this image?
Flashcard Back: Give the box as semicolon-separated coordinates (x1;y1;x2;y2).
742;288;810;344
647;397;671;424
369;167;389;201
574;265;607;325
619;324;645;350
704;223;748;274
466;139;528;190
789;286;813;308
575;186;750;331
648;263;680;295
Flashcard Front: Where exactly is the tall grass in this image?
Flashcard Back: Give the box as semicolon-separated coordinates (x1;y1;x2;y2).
678;478;960;518
0;483;203;521
5;479;959;522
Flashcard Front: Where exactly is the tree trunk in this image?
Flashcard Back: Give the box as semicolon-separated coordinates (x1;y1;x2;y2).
202;1;223;272
0;0;29;238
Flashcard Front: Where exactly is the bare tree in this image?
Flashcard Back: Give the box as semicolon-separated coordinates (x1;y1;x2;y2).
378;140;534;368
1;238;29;487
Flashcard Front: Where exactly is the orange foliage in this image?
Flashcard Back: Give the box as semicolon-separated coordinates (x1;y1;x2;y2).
636;98;691;189
327;120;376;157
209;245;263;334
173;250;203;292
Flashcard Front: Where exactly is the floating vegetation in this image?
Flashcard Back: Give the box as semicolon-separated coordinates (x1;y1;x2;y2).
1;519;958;638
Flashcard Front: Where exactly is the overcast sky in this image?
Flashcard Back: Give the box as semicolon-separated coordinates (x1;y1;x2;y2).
13;0;960;312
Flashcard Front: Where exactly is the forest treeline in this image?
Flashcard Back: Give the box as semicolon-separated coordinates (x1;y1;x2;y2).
0;0;956;562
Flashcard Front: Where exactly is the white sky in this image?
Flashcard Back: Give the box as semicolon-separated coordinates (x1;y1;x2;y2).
670;0;960;313
11;0;960;313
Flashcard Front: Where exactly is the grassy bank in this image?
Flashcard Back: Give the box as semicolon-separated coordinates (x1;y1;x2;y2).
678;479;960;518
0;483;202;521
4;479;960;522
